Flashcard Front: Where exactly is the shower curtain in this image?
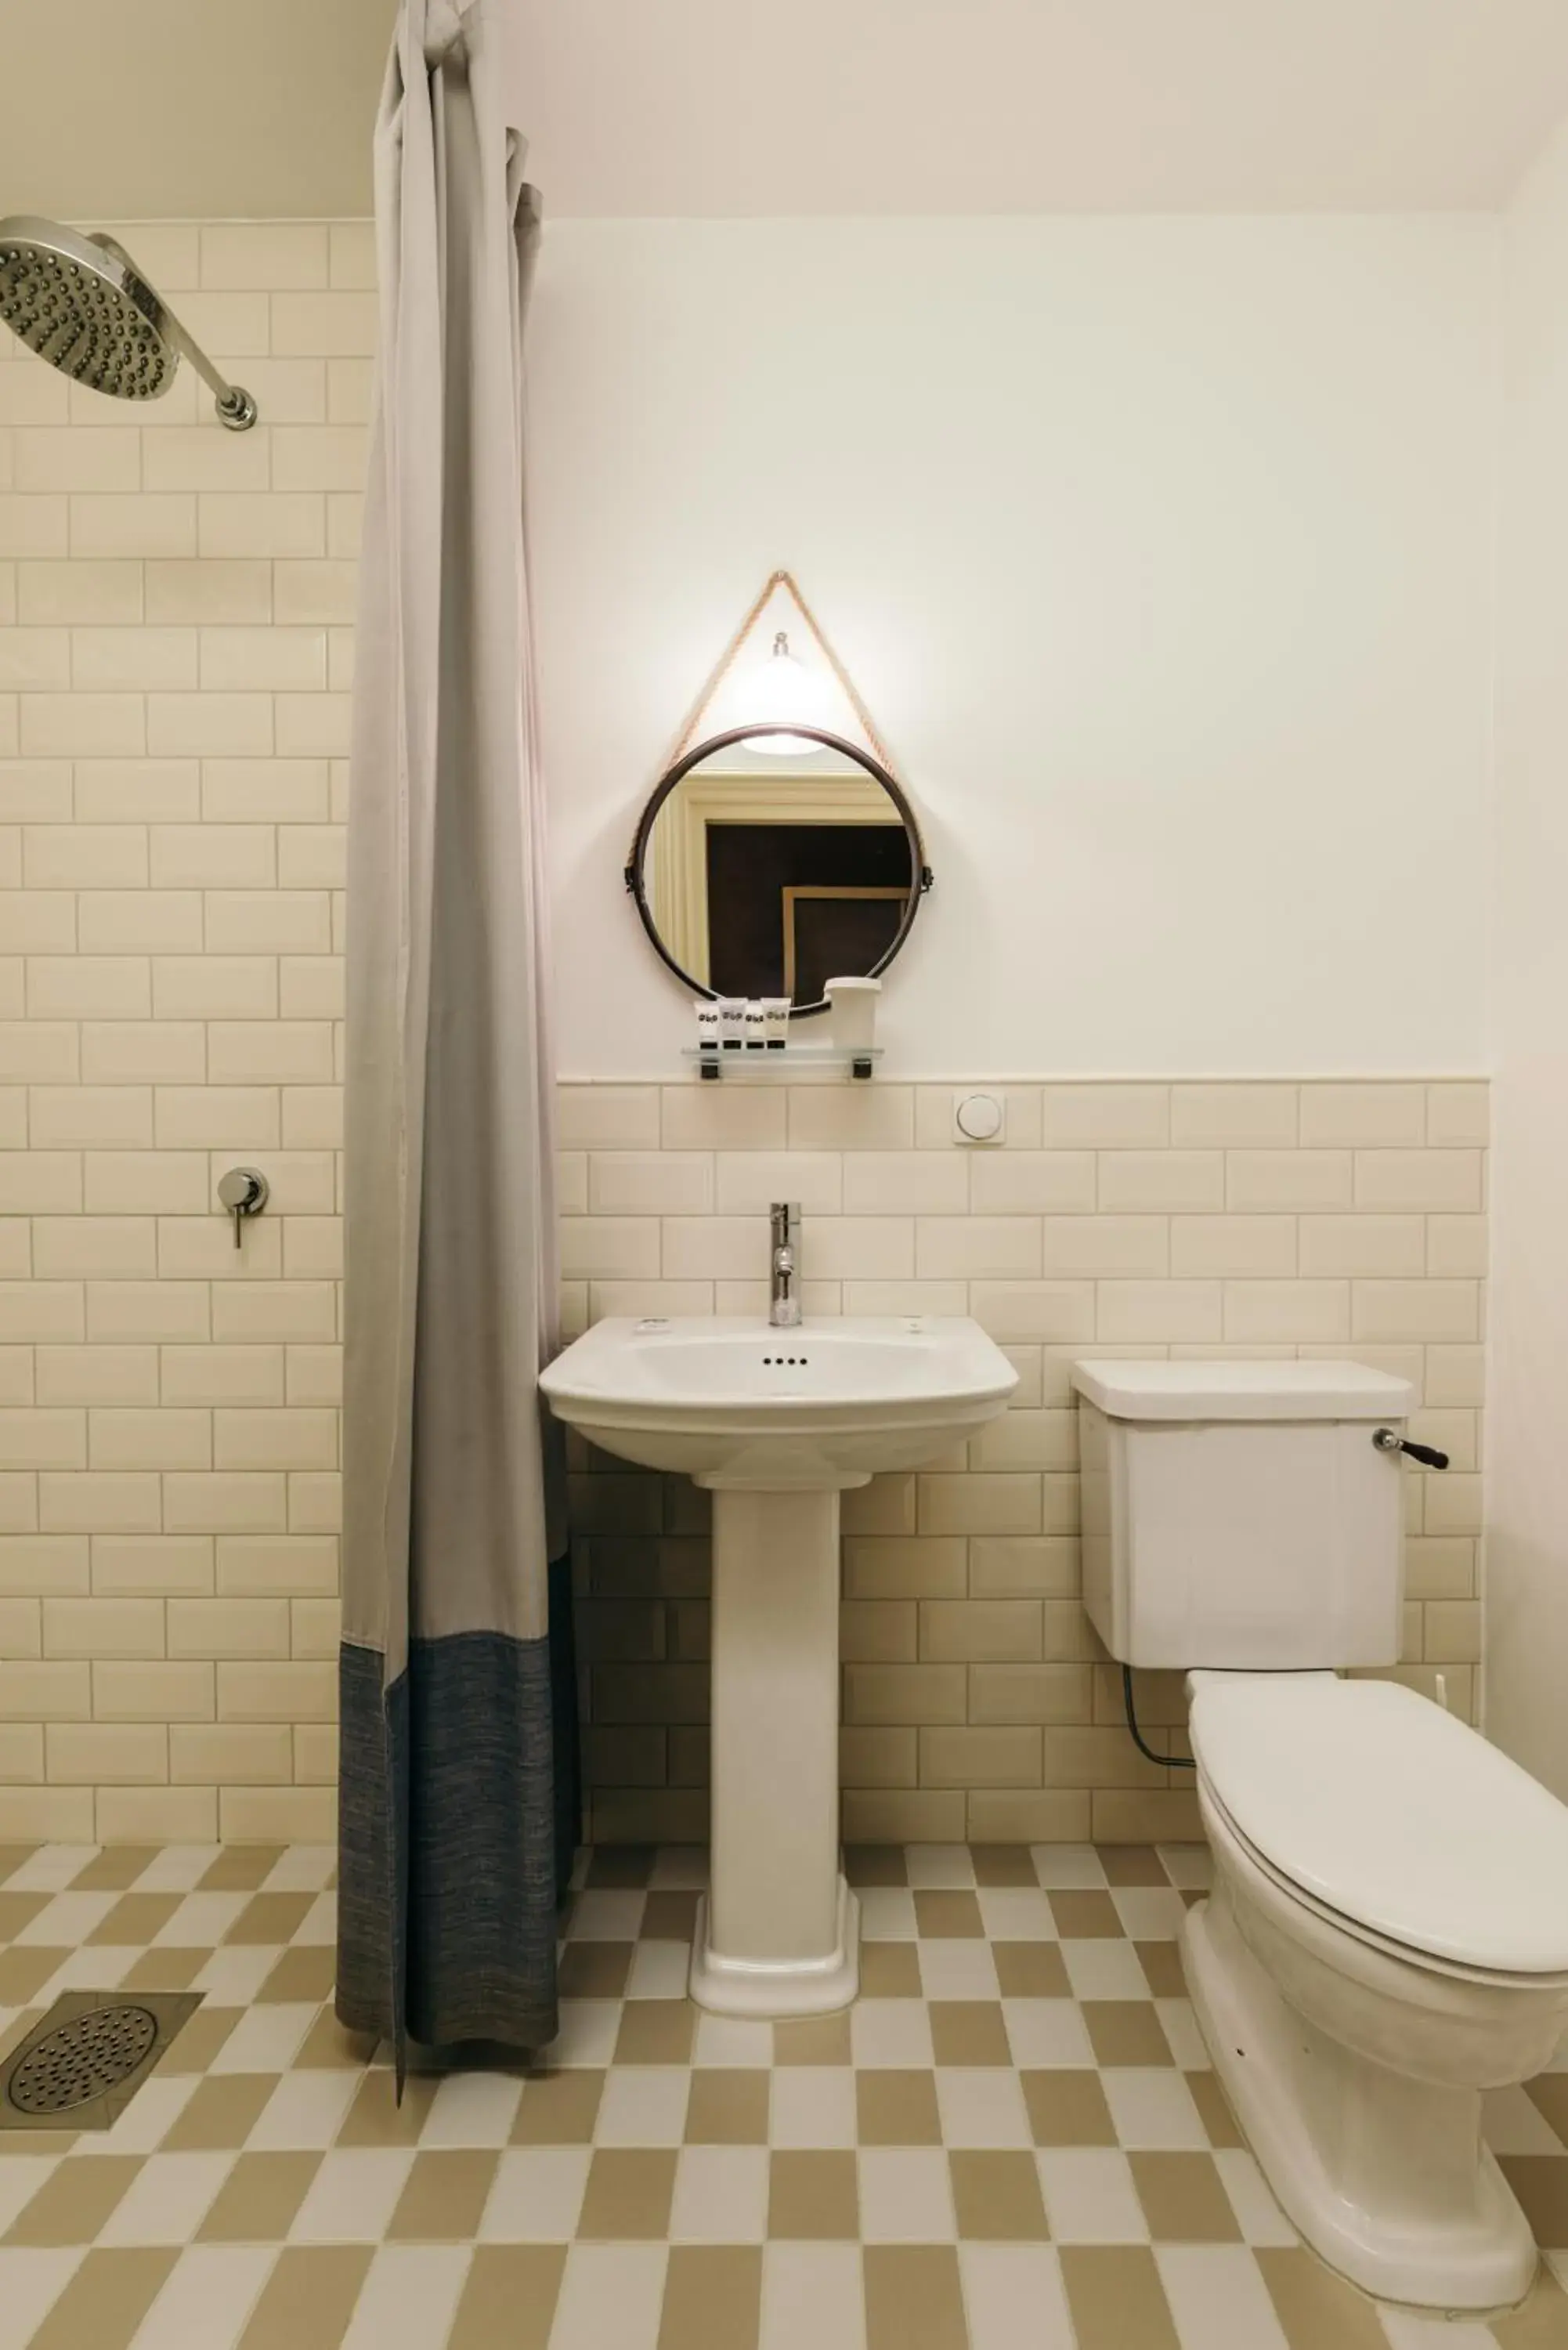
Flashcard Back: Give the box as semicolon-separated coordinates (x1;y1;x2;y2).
336;0;576;2074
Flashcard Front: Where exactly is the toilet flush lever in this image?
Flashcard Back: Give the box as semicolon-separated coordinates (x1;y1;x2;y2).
217;1166;269;1249
1373;1427;1449;1470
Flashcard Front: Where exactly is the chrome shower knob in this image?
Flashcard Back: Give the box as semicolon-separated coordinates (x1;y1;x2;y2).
217;1166;269;1248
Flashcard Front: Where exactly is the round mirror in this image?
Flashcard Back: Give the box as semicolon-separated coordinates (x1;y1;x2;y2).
627;724;930;1016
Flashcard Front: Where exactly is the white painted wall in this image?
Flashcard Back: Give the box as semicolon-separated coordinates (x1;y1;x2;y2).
1486;122;1568;1800
527;217;1496;1077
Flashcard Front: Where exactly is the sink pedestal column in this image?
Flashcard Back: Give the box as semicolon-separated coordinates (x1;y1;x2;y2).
688;1486;860;2016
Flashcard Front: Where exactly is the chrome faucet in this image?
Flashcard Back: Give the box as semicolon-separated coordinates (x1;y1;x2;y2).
769;1201;802;1328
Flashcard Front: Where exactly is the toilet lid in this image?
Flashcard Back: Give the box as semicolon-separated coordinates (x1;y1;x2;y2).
1187;1673;1568;1975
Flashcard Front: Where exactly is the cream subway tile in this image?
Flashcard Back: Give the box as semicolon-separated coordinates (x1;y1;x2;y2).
658;1084;786;1151
70;494;196;557
0;1152;81;1211
920;1599;1042;1661
0;562;11;625
145;559;273;624
0;757;72;819
276;825;345;889
14;427;140;493
0;829;15;889
1097;1152;1223;1212
1424;1600;1481;1662
0;366;69;424
0;960;17;1021
33;1220;158;1280
71;627;198;690
968;1661;1093;1723
98;225;201;284
206;1021;333;1084
85;1151;210;1213
1404;1538;1477;1600
579;1152;711;1217
75;757;201;821
288;1471;341;1532
291;1595;338;1656
20;690;145;757
294;1723;337;1779
216;1533;337;1595
0;626;70;689
78;891;204;952
274;559;359;624
203;890;331;952
843;1788;966;1839
0;1281;85;1340
1223;1281;1350;1343
0;1786;92;1834
840;1152;969;1213
1426;1083;1488;1147
0;1020;78;1080
786;1086;916;1151
1094;1282;1222;1342
92;1534;213;1596
840;1726;917;1787
168;1595;291;1658
840;1281;970;1318
1408;1408;1478;1471
39;1469;161;1531
35;1346;158;1405
143;426;272;494
969;1535;1080;1597
970;1788;1093;1839
81;1024;206;1084
216;1658;336;1719
714;1152;841;1215
1039;1086;1169;1148
0;1658;91;1716
147;691;273;757
970;1283;1096;1344
1040;1218;1167;1278
0;1408;85;1469
839;1600;916;1661
0;1532;87;1593
560;1217;662;1282
45;1722;168;1781
281;1217;341;1280
1426;1216;1487;1278
211;1281;336;1342
1169;1217;1295;1277
89;1408;211;1470
86;1282;209;1342
1297;1215;1425;1277
285;1343;340;1407
916;1218;1041;1280
201;222;330;287
153;1086;280;1148
0;1086;23;1146
652;1218;768;1284
327;359;373;422
150;824;276;889
329;222;378;287
0;1220;26;1277
222;1785;336;1838
326;493;363;558
842;1536;968;1600
842;1477;916;1536
551;1083;659;1151
710;1276;836;1319
18;557;142;623
214;1408;336;1470
0;1723;42;1779
1169;1083;1298;1147
0;888;74;949
164;1471;287;1533
210;1148;334;1214
163;1344;284;1407
968;1411;1076;1472
1422;1473;1483;1537
271;428;369;493
1299;1084;1429;1145
1350;1281;1480;1343
0;496;67;556
920;1726;1042;1786
1353;1150;1482;1213
170;1722;293;1782
275;692;350;756
1045;1725;1169;1790
1225;1151;1353;1211
153;955;278;1018
199;625;328;691
27;956;151;1018
557;1152;587;1215
1092;1788;1201;1840
42;1594;164;1657
197;493;325;558
0;1473;37;1530
278;956;343;1018
1424;1344;1485;1407
844;1662;968;1725
31;1086;154;1144
98;1786;217;1841
271;290;379;355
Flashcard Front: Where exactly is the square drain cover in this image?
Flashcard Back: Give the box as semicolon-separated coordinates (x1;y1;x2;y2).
0;1991;201;2131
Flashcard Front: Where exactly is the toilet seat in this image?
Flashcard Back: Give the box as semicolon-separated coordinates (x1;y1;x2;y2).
1188;1670;1568;1978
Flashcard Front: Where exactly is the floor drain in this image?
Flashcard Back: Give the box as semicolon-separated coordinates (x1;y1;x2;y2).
0;1991;201;2132
9;2004;159;2115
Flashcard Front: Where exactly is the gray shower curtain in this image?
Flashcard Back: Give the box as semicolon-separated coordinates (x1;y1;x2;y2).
336;0;576;2073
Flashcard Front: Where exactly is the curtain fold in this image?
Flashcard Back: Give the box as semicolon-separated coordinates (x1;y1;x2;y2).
337;0;574;2077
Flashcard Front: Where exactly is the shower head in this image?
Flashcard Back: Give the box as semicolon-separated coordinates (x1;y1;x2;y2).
0;215;258;428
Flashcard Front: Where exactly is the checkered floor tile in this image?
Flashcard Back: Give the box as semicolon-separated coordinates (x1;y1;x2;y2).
0;1840;1562;2346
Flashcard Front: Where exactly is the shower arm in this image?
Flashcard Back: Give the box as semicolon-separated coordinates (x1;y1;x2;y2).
91;236;258;430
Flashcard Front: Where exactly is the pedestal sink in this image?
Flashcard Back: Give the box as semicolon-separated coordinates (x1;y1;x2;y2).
540;1316;1018;2014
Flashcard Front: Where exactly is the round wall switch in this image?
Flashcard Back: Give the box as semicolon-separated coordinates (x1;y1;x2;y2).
954;1091;1005;1144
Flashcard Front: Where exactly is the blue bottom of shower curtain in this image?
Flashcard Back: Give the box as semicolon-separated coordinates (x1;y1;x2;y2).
335;1553;580;2059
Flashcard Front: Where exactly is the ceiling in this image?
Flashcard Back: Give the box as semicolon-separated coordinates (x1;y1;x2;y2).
4;0;1568;220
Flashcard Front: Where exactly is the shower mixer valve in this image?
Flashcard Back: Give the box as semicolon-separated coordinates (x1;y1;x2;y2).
217;1167;269;1249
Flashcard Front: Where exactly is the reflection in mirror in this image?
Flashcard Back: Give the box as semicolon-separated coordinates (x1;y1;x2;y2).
636;728;921;1013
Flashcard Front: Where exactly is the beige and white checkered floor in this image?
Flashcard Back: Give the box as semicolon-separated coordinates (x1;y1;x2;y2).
0;1841;1564;2348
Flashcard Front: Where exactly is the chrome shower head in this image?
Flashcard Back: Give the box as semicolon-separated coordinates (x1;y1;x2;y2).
0;215;257;428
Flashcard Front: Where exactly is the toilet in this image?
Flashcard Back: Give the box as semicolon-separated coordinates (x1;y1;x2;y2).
1071;1357;1568;2312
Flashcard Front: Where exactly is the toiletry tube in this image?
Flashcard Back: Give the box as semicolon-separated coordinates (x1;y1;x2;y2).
743;1000;768;1051
718;996;746;1050
695;999;721;1056
824;975;881;1055
762;996;790;1050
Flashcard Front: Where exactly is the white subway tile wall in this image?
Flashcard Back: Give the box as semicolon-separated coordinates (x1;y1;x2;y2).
0;229;1487;1847
0;223;367;1843
562;1079;1487;1848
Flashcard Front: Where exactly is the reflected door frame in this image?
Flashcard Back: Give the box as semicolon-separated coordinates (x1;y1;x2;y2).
781;885;910;1001
645;769;902;990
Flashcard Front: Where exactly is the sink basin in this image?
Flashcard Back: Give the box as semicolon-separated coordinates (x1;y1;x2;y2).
542;1312;1017;2019
540;1314;1018;1489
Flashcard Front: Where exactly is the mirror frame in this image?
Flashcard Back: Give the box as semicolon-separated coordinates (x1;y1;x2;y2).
625;722;934;1017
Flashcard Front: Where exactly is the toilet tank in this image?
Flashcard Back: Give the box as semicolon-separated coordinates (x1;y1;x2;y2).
1071;1360;1412;1671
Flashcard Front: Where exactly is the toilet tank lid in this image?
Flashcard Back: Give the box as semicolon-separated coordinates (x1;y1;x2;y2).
1070;1359;1413;1421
